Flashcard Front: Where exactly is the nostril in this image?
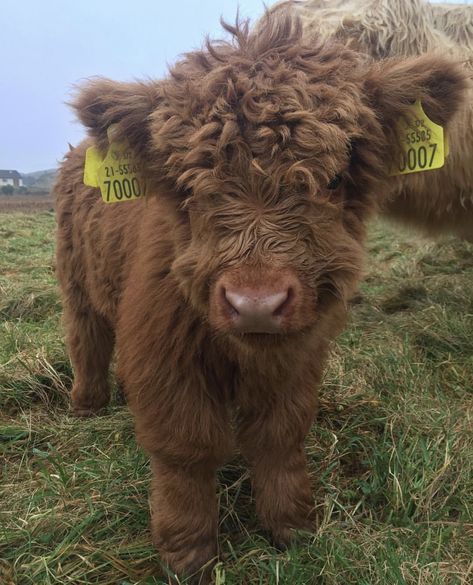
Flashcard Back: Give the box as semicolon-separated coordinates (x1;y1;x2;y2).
221;287;240;317
272;287;293;317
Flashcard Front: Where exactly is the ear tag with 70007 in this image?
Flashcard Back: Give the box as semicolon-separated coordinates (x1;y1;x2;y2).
391;100;447;176
83;126;146;203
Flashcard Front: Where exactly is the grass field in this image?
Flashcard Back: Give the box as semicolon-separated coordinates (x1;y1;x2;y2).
0;210;472;584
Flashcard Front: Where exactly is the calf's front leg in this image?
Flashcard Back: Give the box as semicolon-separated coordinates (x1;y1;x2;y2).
237;368;320;546
123;368;232;580
149;456;220;580
244;442;315;547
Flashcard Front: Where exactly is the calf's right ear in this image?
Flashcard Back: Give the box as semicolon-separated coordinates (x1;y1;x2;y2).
72;78;161;153
364;54;469;137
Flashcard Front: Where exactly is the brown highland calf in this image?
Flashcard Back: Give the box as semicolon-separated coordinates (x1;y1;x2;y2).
55;13;467;581
270;0;473;240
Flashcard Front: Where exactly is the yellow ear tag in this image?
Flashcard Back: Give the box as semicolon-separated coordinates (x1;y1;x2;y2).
83;126;146;203
391;100;446;176
83;146;102;187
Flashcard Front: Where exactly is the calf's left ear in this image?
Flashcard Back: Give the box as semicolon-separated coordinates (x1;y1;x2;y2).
72;78;161;153
365;54;469;135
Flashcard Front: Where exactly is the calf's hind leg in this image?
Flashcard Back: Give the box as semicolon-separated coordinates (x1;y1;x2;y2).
63;295;114;416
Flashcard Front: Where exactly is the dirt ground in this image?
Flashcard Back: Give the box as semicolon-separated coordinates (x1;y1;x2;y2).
0;194;54;214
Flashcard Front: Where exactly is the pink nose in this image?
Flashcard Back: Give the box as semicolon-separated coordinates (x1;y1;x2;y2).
222;286;293;333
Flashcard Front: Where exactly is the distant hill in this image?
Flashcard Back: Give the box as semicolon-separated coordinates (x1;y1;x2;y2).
21;169;57;192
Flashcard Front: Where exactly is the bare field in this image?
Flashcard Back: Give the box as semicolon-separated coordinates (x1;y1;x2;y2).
0;194;54;214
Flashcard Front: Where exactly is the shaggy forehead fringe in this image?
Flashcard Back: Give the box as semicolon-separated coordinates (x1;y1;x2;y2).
152;10;366;198
211;11;303;60
172;10;335;77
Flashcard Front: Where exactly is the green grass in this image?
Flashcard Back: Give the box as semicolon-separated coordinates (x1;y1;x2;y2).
1;211;472;584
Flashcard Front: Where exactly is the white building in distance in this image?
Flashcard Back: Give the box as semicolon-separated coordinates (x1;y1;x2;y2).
0;170;23;187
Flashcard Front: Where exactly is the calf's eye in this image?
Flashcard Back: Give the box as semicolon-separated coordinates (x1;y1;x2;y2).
327;174;343;190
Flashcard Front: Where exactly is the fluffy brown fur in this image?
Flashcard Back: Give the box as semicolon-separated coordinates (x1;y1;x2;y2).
270;0;473;240
55;12;467;581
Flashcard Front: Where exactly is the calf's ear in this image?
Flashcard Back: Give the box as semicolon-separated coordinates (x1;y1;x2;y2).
72;78;161;152
365;54;469;134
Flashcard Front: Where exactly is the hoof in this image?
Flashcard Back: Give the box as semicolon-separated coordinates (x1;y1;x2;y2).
158;541;217;585
71;385;110;417
71;406;104;417
271;520;314;550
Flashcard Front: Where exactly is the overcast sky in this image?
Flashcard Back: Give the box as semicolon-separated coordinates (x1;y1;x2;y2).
0;0;470;173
